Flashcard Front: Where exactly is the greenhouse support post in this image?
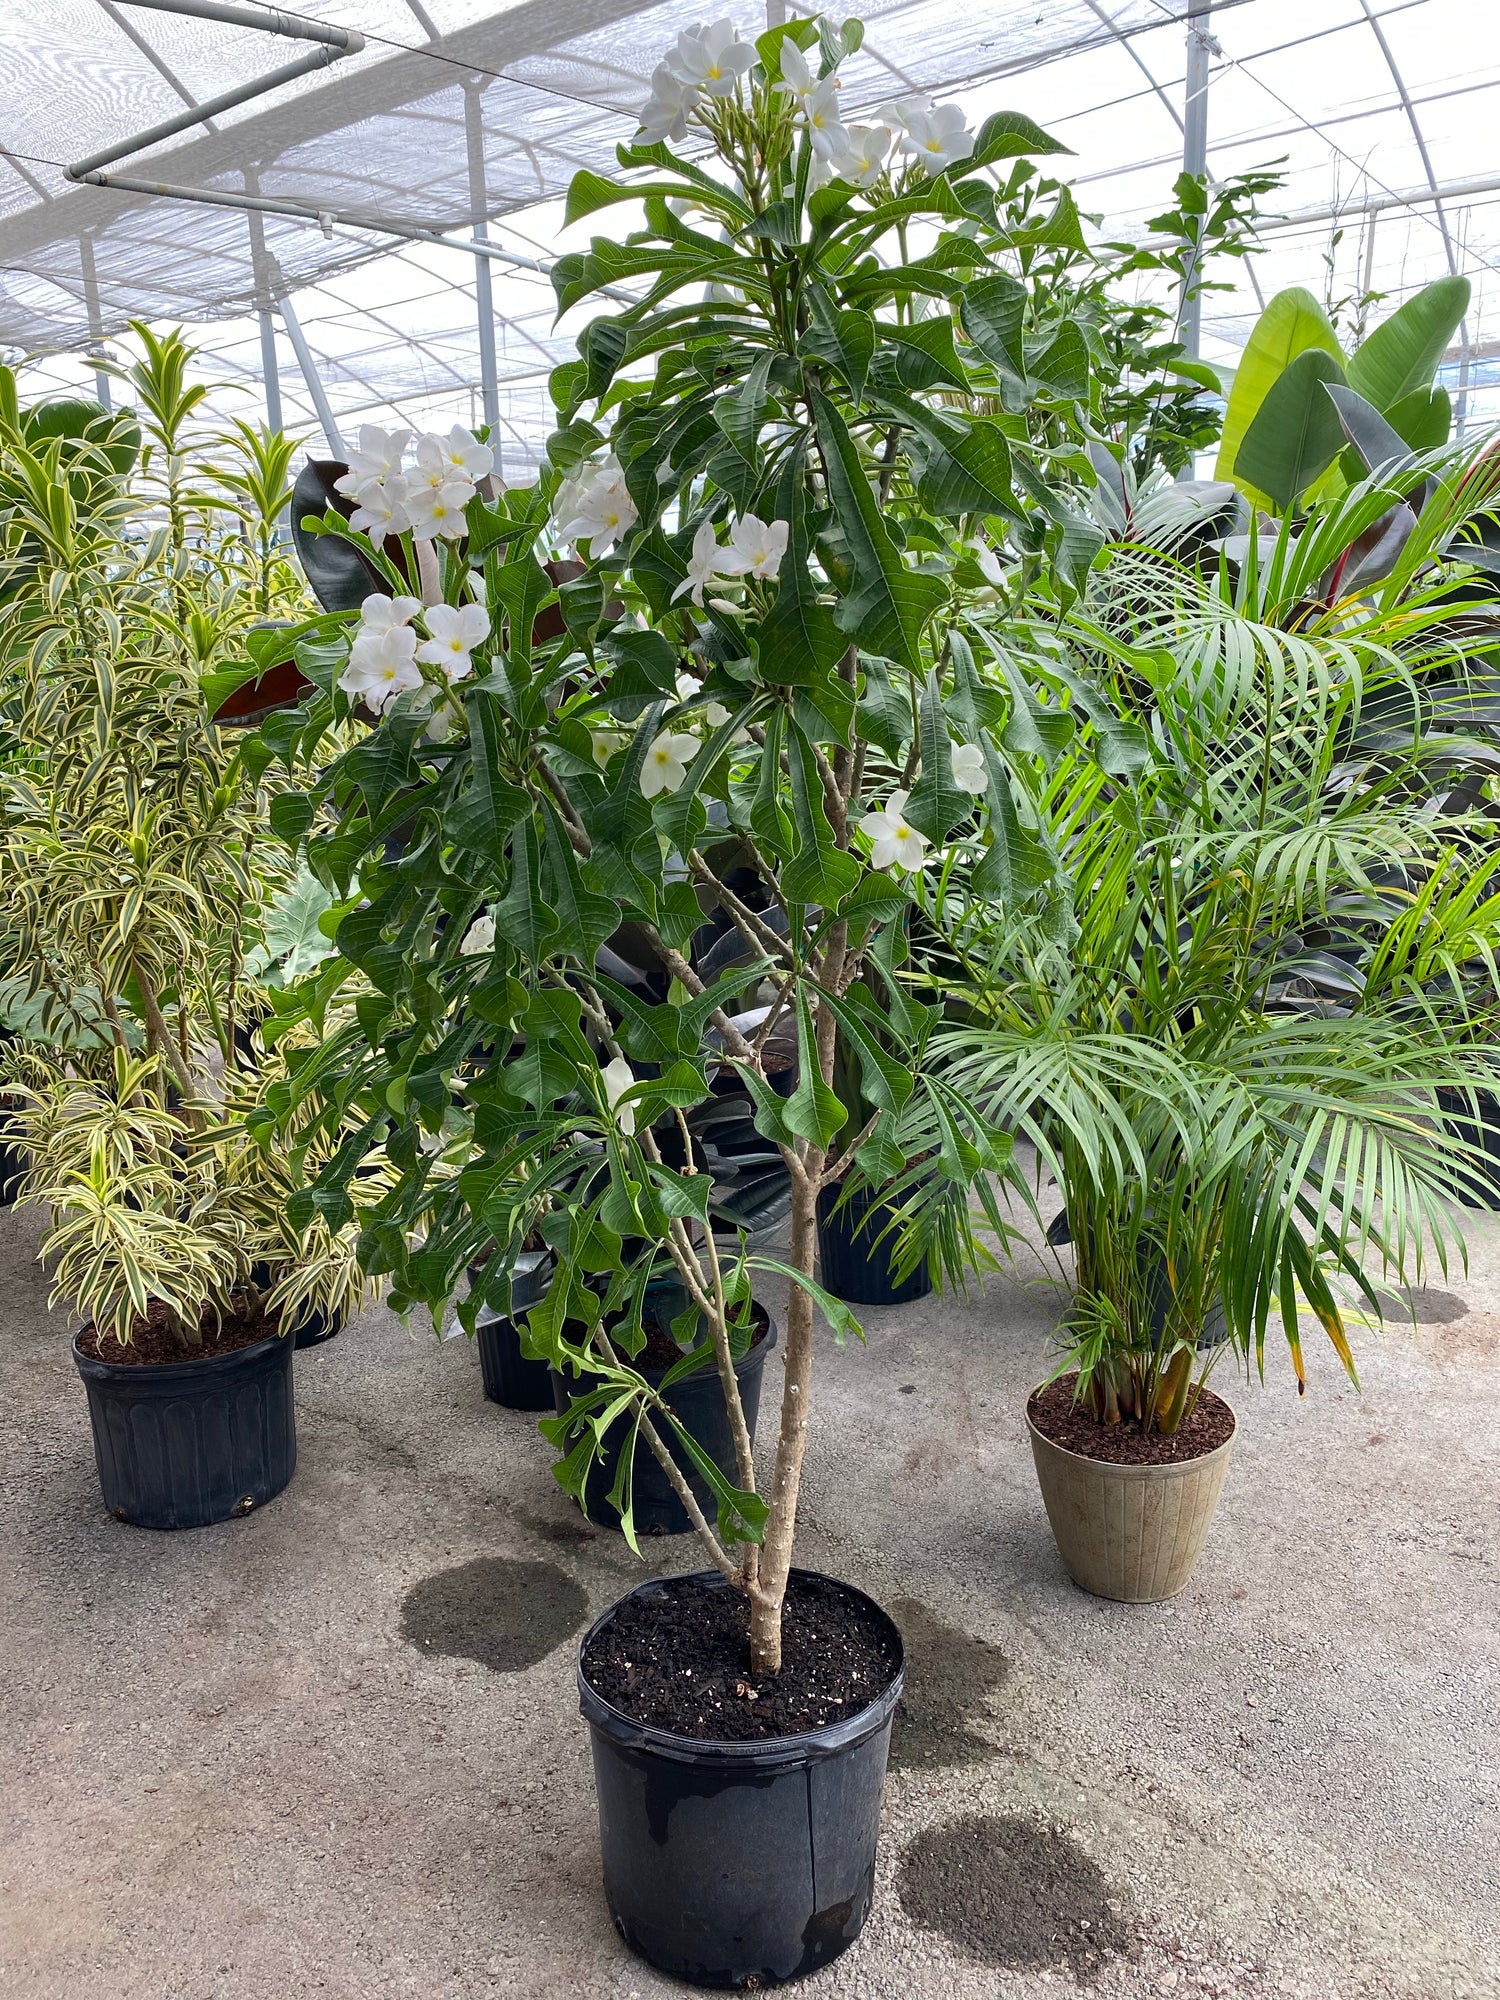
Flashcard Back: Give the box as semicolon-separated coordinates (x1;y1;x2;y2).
1179;0;1213;364
277;288;343;458
464;78;501;460
78;234;112;411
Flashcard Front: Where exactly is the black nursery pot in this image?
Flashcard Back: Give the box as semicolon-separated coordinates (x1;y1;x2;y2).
474;1250;554;1411
816;1182;932;1307
579;1570;904;1989
551;1314;776;1536
1437;1087;1500;1207
72;1328;296;1530
0;1129;26;1207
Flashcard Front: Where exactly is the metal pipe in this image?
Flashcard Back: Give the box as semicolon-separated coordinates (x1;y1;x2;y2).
277;288;343;457
1178;0;1213;365
1256;171;1500;234
66;43;349;179
259;310;284;433
112;0;362;49
78;234;112;410
464;80;501;452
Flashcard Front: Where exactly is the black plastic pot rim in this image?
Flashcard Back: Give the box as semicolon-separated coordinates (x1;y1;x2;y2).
71;1323;293;1381
558;1311;778;1392
577;1567;904;1774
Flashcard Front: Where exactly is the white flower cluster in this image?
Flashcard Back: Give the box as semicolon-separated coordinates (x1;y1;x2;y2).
638;21;754;143
334;423;495;543
634;23;974;186
672;513;789;607
554;455;640;555
339;591;491;714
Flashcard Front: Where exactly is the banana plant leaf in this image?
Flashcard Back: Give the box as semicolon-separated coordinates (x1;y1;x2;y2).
1232;349;1348;511
1345;274;1470;412
1215;287;1343;493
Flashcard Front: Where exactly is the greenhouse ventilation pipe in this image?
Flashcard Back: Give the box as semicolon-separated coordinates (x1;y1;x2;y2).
64;1;363;184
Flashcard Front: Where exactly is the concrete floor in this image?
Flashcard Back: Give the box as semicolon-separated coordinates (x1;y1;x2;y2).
2;1192;1498;2000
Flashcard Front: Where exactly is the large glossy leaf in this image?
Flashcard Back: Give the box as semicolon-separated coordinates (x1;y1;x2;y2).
1233;349;1349;512
1346;275;1470;412
811;389;947;671
1386;384;1452;451
1323;383;1411;477
904;671;970;843
757;448;846;687
1215;288;1344;493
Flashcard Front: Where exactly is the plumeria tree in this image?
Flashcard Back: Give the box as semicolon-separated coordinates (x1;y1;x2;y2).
263;13;1116;1670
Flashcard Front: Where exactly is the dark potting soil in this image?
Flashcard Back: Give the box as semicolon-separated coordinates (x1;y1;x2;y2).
624;1297;769;1374
77;1294;286;1366
1029;1372;1234;1466
581;1571;901;1742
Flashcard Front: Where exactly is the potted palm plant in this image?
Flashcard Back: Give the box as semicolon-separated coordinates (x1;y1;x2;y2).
927;438;1500;1601
0;337;374;1529
251;11;1132;1980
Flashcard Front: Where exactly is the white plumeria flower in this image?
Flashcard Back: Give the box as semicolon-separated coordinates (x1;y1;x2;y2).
666;20;753;98
557;456;639;554
672;518;725;606
971;539;1005;586
346;477;411;540
774;39;824;109
638;60;698;143
410;435;477;504
951;741;988;794
801;76;848;160
436;424;494;485
830;123;891;189
600;1054;637;1137
898;100;974;174
339;623;422;712
460;910;496;955
859;789;930;873
876;94;929;135
722;514;789;580
359;592;422;634
640;730;701;798
337;424;410;489
421;696;461;743
417;601;491;682
407;481;473;541
590;728;627;769
676;670;731;729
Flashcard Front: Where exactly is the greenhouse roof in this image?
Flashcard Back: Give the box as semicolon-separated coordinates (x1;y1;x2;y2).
2;0;1498;463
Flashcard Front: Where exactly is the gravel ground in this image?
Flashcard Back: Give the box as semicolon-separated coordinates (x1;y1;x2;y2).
2;1188;1497;2000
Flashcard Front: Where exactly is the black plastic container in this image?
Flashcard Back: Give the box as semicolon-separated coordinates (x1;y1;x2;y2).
1437;1087;1500;1206
72;1327;296;1530
287;1303;344;1350
551;1314;776;1536
579;1570;904;1988
816;1183;932;1307
473;1250;554;1410
0;1129;26;1207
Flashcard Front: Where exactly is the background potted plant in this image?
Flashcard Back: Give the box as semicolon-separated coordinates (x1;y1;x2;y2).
923;431;1500;1600
246;10;1159;1979
0;336;376;1529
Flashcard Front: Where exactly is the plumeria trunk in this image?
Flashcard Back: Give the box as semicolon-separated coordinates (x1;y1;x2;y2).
749;1148;825;1674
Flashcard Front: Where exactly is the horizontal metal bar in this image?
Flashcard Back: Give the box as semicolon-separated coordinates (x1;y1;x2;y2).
1257;172;1500;234
114;0;362;47
64;172;635;299
66;43;349;179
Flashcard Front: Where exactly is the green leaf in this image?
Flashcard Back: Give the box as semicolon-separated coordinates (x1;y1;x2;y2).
1009;186;1087;253
856;654;911;757
1385;384;1452;451
960;271;1027;381
580;315;630;403
565;169;634;227
1233;348;1349;512
781;995;847;1150
756;445;846;687
490;819;555;962
954;109;1070;174
714;352;772;464
748;1254;864;1345
783;720;860;906
449;692;530;862
1026;322;1090;399
818;990;913;1112
756;14;820;80
491;555;551;670
883;318;970;392
750;707;796;858
1346;275;1470;412
811;389;946;671
541;807;618;959
1215;286;1344;492
904;670;970;844
802;294;875;396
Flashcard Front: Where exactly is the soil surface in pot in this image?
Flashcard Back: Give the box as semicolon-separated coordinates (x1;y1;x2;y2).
77;1294;285;1367
606;1298;770;1374
1029;1372;1234;1467
581;1571;900;1741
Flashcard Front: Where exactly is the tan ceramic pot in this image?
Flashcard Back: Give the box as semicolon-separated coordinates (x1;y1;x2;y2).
1026;1389;1236;1602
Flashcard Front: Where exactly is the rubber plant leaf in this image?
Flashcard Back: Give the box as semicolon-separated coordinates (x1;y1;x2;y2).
1215;287;1343;493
